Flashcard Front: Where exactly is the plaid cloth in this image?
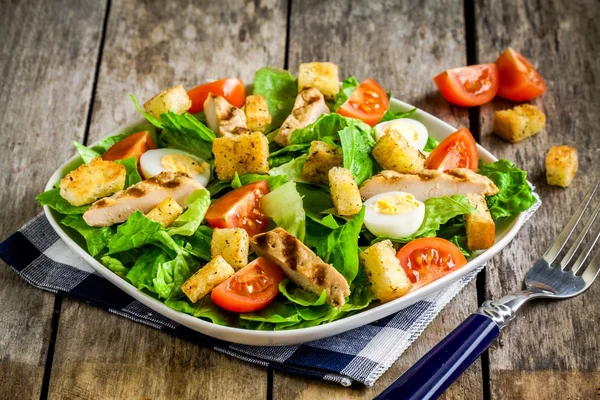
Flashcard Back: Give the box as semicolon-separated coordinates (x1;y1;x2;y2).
1;214;482;387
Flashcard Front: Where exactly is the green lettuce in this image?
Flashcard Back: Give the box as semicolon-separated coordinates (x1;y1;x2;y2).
279;279;327;306
153;254;193;299
125;247;170;294
115;157;142;187
253;67;298;130
268;143;311;168
268;154;307;182
260;181;306;241
101;255;130;278
333;76;360;110
317;207;365;284
178;225;213;262
165;297;234;326
380;107;417;122
107;211;163;254
36;189;90;215
166;189;210;236
423;136;440;152
478;159;537;220
61;215;113;256
73;142;101;164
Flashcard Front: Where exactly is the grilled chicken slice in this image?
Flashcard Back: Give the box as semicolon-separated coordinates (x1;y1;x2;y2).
250;228;350;307
274;87;330;146
83;172;203;227
204;94;249;136
360;169;499;201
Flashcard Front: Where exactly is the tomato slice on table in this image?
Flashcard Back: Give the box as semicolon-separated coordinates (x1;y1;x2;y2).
205;180;270;236
396;237;468;289
211;257;283;313
425;127;478;172
495;48;546;101
102;131;156;162
187;78;245;113
433;64;499;107
337;78;389;126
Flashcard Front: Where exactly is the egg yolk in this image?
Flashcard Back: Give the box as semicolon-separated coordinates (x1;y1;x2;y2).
373;193;420;215
384;121;420;142
161;154;207;176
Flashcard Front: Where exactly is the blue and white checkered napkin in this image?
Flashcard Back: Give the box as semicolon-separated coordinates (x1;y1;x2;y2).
0;214;481;387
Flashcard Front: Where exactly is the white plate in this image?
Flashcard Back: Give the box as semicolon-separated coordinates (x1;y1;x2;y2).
44;97;528;346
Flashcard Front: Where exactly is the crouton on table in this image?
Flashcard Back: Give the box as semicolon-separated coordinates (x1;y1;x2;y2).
493;104;546;143
546;145;578;187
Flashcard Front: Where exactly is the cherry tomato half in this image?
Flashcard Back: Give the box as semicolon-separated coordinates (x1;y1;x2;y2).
396;237;468;289
495;48;546;102
433;64;499;107
425;127;479;172
187;78;245;114
337;78;389;126
205;181;270;236
211;257;283;313
102;131;156;162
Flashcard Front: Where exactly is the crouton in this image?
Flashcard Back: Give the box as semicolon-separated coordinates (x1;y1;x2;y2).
145;197;183;228
59;158;126;206
302;141;342;184
298;62;340;99
493;104;546;143
465;193;495;251
328;167;362;216
372;130;426;174
181;256;235;303
546;145;578;187
360;240;412;302
211;228;249;270
143;84;192;120
244;95;271;133
212;131;270;180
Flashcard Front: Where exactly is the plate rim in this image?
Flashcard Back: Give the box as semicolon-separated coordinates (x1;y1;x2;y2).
43;97;527;346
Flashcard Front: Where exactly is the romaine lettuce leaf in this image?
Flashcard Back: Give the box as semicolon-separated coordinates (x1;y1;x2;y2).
107;211;163;254
268;154;307;182
279;279;327;306
260;181;306;241
478;159;537;220
125;247;170;294
177;225;213;262
153;253;193;299
101;255;130;278
61;214;113;256
73;142;101;163
115;157;142;187
268;143;311;168
36;189;90;215
333;76;359;110
253;67;298;131
423;136;439;152
166;189;210;236
316;207;365;284
380;107;417;122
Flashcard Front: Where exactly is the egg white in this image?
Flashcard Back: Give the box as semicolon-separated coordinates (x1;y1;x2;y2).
374;118;429;151
140;149;211;187
364;191;425;239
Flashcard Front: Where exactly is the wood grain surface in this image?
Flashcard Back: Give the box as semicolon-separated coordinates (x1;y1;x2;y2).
477;0;600;399
46;1;286;399
0;0;107;399
273;1;483;398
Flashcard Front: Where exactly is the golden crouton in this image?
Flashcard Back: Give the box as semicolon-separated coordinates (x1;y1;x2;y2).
493;104;546;143
211;228;249;270
212;131;270;180
298;62;340;99
145;197;183;228
360;240;413;303
143;84;192;120
372;130;425;174
302;141;342;184
181;256;235;303
546;145;578;187
328;167;362;216
465;193;495;251
244;95;271;133
59;158;126;206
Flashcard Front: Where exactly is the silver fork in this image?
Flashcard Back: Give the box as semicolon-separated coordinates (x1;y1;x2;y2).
376;181;600;400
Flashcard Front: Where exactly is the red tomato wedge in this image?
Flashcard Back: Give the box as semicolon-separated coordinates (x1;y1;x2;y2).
205;181;270;236
102;131;156;162
187;78;245;114
396;237;468;289
426;127;479;172
495;48;546;101
337;78;389;126
211;257;283;313
433;64;499;107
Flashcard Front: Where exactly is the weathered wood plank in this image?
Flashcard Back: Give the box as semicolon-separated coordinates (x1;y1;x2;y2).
477;1;600;399
0;0;107;399
274;1;483;397
47;1;287;399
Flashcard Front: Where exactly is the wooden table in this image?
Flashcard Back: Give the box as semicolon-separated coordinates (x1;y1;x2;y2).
1;0;598;398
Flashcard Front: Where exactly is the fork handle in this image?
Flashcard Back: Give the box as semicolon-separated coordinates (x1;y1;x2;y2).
375;313;499;400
